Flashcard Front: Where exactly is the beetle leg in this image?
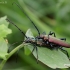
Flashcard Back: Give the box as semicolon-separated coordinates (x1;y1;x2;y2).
60;47;69;59
48;31;56;42
50;43;58;50
16;51;18;63
31;45;36;53
32;44;38;63
8;40;24;53
60;38;66;41
50;43;54;49
35;46;38;63
16;49;20;63
48;31;56;37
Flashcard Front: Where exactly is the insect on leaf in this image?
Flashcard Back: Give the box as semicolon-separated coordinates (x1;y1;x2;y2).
25;29;70;69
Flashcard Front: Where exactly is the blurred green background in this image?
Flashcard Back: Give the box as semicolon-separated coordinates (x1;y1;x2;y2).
0;0;70;70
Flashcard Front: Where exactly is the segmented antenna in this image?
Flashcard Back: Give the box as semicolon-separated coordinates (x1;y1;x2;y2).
6;18;27;38
12;2;40;36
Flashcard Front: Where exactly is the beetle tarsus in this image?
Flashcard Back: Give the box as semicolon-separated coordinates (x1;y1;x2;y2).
35;45;38;63
31;45;36;53
48;31;56;37
60;47;69;59
48;31;56;42
60;38;66;41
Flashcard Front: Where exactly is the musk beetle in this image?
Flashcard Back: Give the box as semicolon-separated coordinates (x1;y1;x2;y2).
6;2;70;62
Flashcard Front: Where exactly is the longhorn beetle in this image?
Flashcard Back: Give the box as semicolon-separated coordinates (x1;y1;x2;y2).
6;2;70;62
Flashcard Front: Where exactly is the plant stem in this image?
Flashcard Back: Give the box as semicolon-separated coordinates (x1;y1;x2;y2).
0;43;24;70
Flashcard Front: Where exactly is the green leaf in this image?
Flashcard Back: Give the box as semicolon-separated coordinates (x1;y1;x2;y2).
0;16;12;38
0;38;8;60
0;16;8;26
29;46;70;69
25;29;70;69
24;46;31;55
24;29;35;55
25;29;35;39
0;16;12;60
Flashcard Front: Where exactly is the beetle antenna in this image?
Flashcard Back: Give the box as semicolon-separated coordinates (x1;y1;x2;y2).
6;18;27;38
12;2;40;36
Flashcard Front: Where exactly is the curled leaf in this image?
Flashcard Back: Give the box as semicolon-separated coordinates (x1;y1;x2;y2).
0;16;12;60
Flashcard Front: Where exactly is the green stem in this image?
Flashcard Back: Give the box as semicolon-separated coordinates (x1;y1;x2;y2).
0;43;24;70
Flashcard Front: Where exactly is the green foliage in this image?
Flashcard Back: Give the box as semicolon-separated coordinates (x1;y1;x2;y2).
0;16;12;60
0;38;8;60
0;16;11;38
0;16;24;69
0;0;70;70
